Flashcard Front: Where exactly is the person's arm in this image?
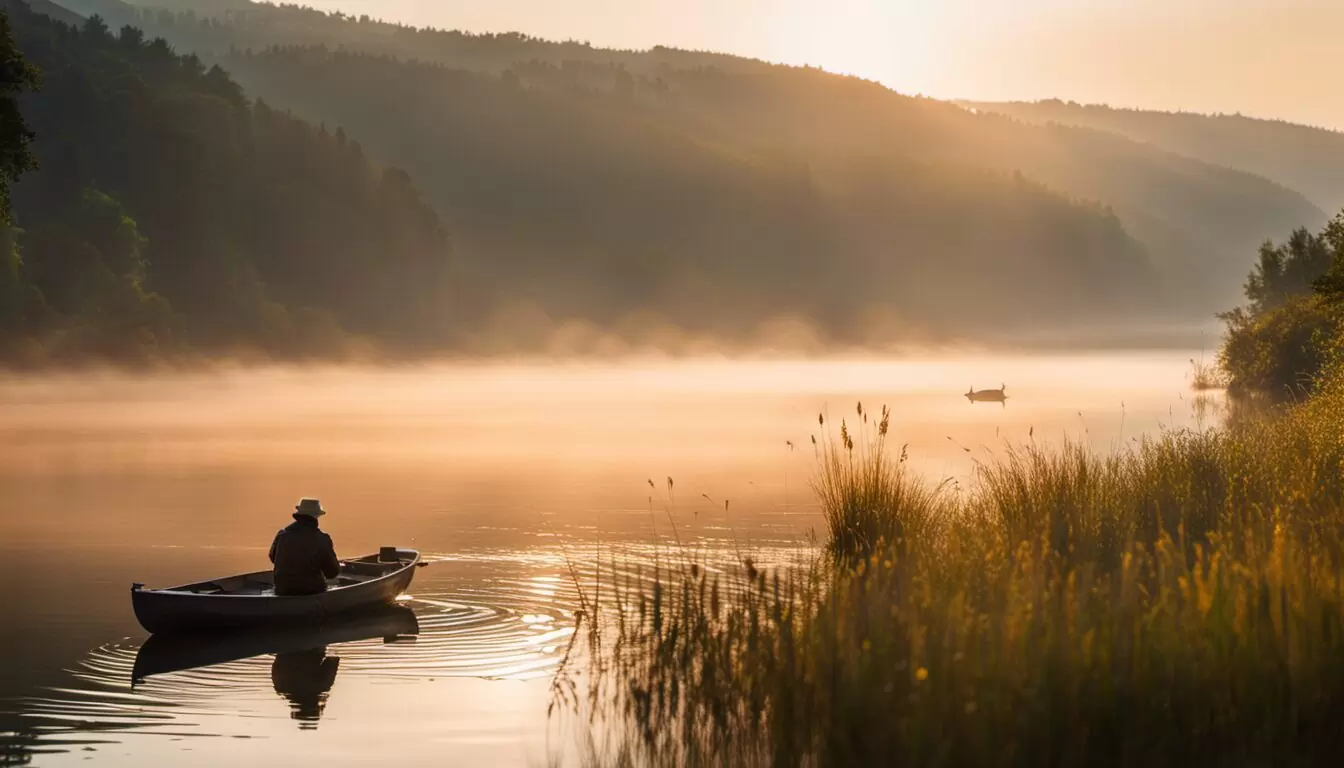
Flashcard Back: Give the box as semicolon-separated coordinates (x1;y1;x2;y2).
320;533;340;580
268;531;279;564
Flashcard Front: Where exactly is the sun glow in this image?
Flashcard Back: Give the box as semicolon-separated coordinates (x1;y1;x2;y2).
300;0;1344;129
757;0;937;90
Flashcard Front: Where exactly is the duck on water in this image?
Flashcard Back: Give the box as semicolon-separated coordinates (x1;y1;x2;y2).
966;384;1008;405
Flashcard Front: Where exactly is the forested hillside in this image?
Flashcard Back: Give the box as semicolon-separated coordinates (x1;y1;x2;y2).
220;47;1169;337
7;0;1334;361
0;0;453;363
967;100;1344;215
20;0;1183;345
58;0;772;75
59;0;1327;316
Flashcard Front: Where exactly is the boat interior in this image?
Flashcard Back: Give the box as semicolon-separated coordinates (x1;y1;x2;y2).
166;552;415;596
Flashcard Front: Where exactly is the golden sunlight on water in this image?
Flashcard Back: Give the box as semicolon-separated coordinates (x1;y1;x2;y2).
0;353;1213;539
0;353;1218;765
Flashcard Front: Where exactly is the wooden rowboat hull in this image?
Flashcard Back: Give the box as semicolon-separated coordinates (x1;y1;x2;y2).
131;549;421;634
966;386;1008;403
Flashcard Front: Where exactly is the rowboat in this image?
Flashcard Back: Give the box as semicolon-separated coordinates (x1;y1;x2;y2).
131;548;423;634
966;384;1008;404
132;604;420;682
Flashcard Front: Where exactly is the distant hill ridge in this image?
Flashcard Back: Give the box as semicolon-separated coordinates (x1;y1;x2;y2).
965;99;1344;215
12;0;1337;353
52;0;778;73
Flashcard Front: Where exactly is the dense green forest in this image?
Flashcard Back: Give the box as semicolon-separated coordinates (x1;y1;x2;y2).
3;0;1334;361
222;47;1172;336
45;0;1325;325
967;100;1344;215
0;0;453;363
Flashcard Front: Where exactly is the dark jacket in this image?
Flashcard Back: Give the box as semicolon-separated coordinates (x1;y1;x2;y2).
269;516;340;596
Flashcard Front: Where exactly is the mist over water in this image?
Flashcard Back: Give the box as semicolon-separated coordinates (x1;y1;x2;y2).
0;0;1332;762
0;353;1218;764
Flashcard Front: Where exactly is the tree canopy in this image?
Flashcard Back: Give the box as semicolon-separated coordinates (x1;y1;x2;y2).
0;7;38;221
1219;209;1344;396
1;0;453;363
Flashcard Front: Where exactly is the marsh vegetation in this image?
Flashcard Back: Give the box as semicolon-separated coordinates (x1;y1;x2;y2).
568;371;1344;765
562;214;1344;766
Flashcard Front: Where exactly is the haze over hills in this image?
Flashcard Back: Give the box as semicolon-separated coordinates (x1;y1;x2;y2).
56;2;1329;306
966;100;1344;215
3;0;1337;362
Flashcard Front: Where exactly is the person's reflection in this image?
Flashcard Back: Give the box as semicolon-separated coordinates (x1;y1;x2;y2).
271;647;340;727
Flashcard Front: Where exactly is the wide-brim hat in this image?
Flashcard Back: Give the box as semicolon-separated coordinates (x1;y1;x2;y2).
295;498;327;518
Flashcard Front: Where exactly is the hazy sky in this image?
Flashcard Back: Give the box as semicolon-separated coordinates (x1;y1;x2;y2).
302;0;1343;130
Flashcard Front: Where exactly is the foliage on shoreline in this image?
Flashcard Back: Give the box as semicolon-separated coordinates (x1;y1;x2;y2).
1187;356;1226;391
572;365;1344;765
1219;210;1344;398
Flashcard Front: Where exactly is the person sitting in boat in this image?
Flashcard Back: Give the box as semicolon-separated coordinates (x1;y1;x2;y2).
269;498;341;596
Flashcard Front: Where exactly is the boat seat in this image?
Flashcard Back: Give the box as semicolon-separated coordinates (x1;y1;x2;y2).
343;560;399;578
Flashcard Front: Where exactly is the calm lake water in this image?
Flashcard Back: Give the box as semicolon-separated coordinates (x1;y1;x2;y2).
0;353;1219;766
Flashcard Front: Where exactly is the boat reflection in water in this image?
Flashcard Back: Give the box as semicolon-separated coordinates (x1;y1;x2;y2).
133;605;420;727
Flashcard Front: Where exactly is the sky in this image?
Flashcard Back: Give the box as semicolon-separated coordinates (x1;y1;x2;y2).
301;0;1344;131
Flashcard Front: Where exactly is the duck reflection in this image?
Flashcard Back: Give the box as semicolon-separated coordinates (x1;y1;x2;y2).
132;605;419;727
271;647;340;726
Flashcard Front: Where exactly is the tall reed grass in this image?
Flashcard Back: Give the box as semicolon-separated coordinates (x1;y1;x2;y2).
568;368;1344;766
1189;356;1227;391
812;404;942;564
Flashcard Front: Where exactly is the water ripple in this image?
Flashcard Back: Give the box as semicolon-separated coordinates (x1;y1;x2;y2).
8;541;805;754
